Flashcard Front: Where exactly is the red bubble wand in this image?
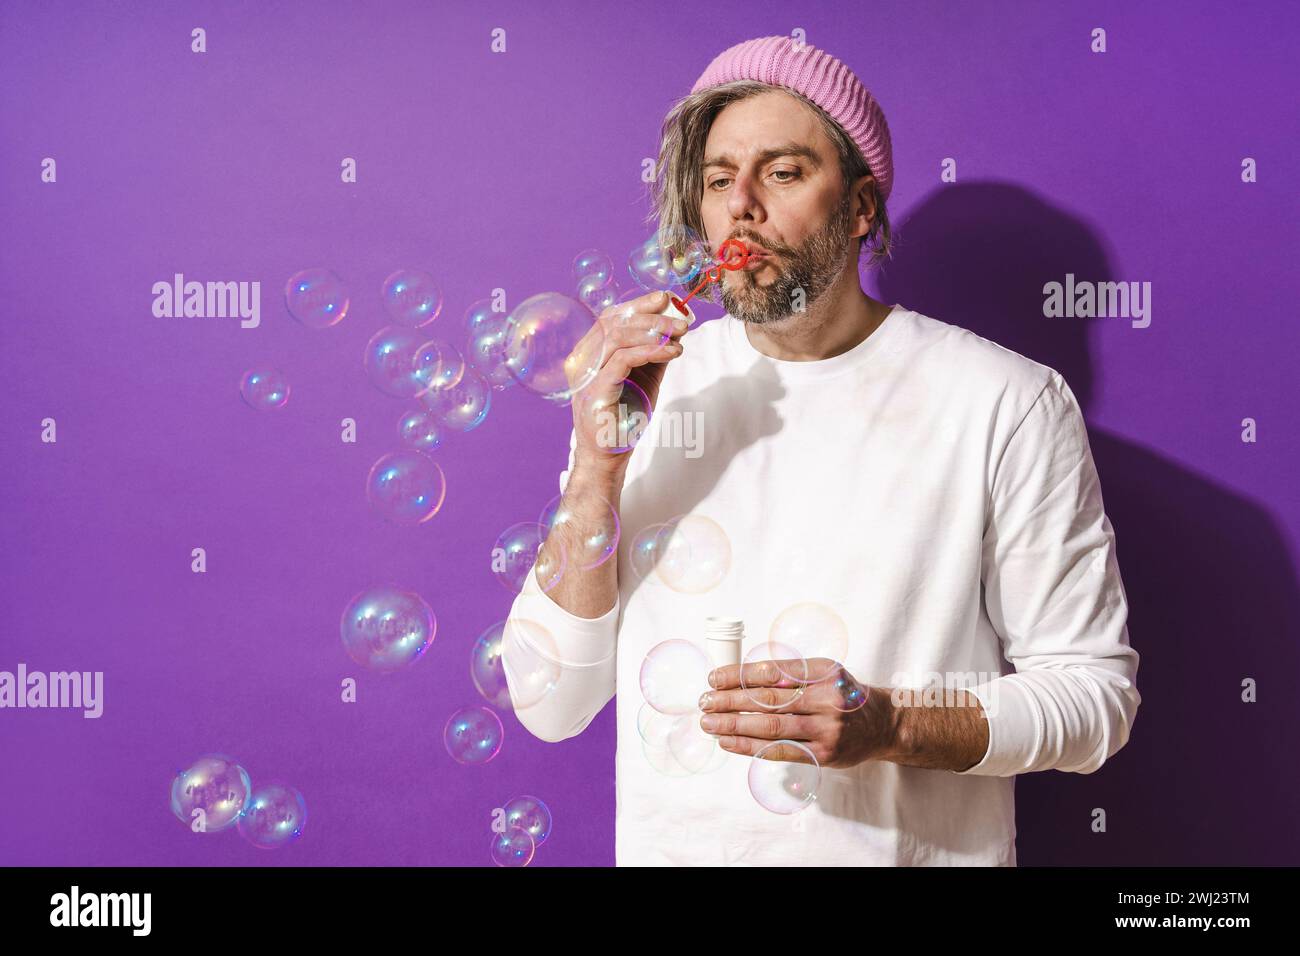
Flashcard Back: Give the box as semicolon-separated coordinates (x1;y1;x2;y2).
665;239;750;317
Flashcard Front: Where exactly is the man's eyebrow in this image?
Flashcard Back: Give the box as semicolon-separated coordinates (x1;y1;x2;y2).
702;143;822;170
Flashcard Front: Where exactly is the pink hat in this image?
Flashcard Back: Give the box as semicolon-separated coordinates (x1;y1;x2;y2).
690;35;894;201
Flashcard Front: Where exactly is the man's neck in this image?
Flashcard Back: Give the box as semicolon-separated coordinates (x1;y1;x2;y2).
742;272;893;362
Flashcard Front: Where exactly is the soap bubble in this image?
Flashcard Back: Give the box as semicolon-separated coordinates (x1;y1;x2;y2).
654;515;732;594
640;640;711;715
366;450;446;524
538;491;619;571
444;705;503;765
240;368;289;410
470;621;511;709
340;585;436;672
640;711;727;777
827;669;869;713
397;408;442;453
490;827;535;867
577;274;620;314
573;248;613;286
420;364;490;432
412;338;465;393
629;523;671;585
628;227;712;293
769;603;850;684
748;740;820;814
365;326;440;399
465;300;517;390
740;640;809;711
578;377;651;455
170;754;251;832
503;795;552;847
381;269;442;327
285;267;349;328
493;522;565;593
500;618;562;709
503;293;604;403
237;783;307;849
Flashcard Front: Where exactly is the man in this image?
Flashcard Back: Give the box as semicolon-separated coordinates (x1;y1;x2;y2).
503;35;1140;865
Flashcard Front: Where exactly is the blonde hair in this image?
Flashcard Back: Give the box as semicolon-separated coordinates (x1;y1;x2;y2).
645;80;892;271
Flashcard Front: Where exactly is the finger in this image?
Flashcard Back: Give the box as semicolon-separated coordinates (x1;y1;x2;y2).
598;290;670;325
726;738;821;764
595;340;683;386
700;686;812;713
699;711;815;742
598;317;685;358
708;659;810;690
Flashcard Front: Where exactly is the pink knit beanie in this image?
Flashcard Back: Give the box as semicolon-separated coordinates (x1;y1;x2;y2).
690;35;894;201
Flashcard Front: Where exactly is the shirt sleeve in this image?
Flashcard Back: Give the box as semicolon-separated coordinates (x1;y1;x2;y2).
954;371;1141;776
500;427;620;743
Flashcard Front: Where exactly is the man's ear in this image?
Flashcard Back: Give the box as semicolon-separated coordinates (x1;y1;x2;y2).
851;174;877;239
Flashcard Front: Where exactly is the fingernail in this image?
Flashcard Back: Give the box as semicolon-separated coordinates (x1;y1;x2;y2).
699;693;713;710
672;318;688;332
700;716;718;732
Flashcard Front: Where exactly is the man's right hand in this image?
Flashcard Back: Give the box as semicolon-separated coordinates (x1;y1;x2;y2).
567;290;689;480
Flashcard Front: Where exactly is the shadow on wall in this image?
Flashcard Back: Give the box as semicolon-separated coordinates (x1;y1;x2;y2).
876;181;1300;865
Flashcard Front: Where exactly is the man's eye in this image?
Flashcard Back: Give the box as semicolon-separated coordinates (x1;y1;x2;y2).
772;170;799;182
709;178;731;190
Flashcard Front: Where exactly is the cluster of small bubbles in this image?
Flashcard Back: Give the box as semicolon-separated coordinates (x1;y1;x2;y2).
740;640;809;711
470;621;512;709
366;449;446;524
628;227;713;293
580;378;651;455
397;408;442;453
237;783;308;849
537;491;619;570
365;326;438;399
170;754;252;832
653;514;732;594
240;368;290;410
503;795;552;847
769;603;849;683
464;299;517;390
444;705;504;765
412;338;465;393
420;364;491;432
573;248;614;286
339;585;437;673
490;826;535;867
492;521;565;593
640;640;711;715
381;269;442;328
499;618;562;709
285;267;349;329
503;293;604;403
748;740;821;814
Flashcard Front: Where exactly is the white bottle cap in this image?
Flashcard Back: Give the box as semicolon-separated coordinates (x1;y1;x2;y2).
704;617;744;669
655;291;696;326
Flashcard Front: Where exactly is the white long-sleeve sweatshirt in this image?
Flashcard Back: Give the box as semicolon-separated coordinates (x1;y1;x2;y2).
502;304;1141;866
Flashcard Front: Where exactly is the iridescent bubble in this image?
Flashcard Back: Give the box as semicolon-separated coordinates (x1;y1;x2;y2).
420;364;490;432
740;640;809;711
499;618;562;709
465;300;517;390
828;669;869;713
641;712;727;777
397;408;442;454
748;740;820;814
237;783;307;849
444;705;504;765
629;523;670;585
503;795;552;847
579;377;651;455
654;514;732;594
381;269;442;328
573;248;613;286
412;338;465;393
285;267;349;329
637;701;679;745
365;326;438;399
770;603;850;683
640;640;711;715
170;754;251;832
340;585;437;673
366;449;446;524
470;621;512;710
240;368;289;410
577;274;620;314
493;522;565;593
504;293;604;404
490;826;535;867
538;491;619;571
628;227;712;292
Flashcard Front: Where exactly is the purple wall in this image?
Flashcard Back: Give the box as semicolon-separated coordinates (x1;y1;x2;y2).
1;0;1296;866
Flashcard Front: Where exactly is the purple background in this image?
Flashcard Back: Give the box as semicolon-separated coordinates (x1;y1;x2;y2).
2;0;1296;866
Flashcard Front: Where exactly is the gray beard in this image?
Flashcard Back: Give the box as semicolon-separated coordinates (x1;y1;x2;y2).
718;195;854;325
